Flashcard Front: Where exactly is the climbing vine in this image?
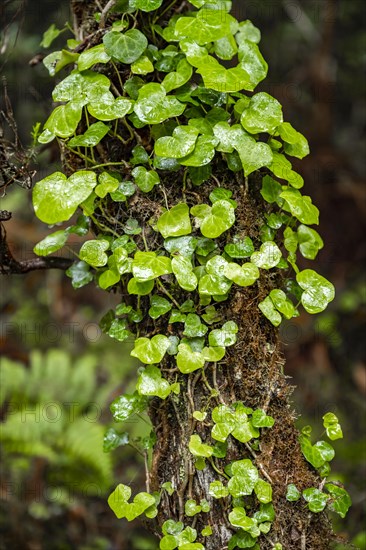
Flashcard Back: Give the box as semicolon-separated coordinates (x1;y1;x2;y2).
31;1;350;548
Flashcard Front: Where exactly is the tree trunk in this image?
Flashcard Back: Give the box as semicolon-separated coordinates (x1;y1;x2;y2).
69;2;333;548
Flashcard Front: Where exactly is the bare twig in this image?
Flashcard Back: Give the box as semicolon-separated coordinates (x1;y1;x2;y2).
99;0;117;29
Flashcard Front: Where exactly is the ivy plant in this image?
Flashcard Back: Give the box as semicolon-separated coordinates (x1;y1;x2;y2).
30;1;348;548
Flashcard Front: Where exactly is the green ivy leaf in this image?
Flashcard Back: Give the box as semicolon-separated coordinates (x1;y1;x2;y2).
254;479;272;503
131;54;154;75
40;23;65;48
188;434;213;458
286;484;301;502
223;262;259;287
134;83;185;124
68;121;110;147
260;175;283;204
229;507;257;531
157;203;192;239
201;346;226;362
77;44;111;71
103;428;129;453
241;92;283;134
251;241;282;269
251;409;275;428
165;236;197;258
155;126;199;159
149;296;172;319
108;484;156;521
302;488;329;513
258;296;282;327
176;343;205;374
179;135;218;167
43;50;79;77
78;239;109;267
191;200;235;238
228;459;259;497
214;33;238;60
132;251;172;281
44;100;83;138
296;269;335;314
137;365;172;399
269;289;295;319
183;314;208;338
185;499;202;517
297;225;324;260
171;256;198;291
323;413;343;441
66;261;93;289
110;392;148;422
236;20;261;44
238;40;268;90
325;484;351;518
99;268;120;290
131;166;160;193
228;531;257;550
277;122;310;159
209;321;238;347
131;335;170;364
174;9;232;45
280;190;319;225
127;278;155;295
209;480;229;499
88;96;134;121
33;171;96;224
52;70;111;104
33;230;68;256
103;29;148;64
162;59;193;93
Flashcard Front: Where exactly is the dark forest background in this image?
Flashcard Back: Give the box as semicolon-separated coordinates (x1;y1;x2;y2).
1;1;365;549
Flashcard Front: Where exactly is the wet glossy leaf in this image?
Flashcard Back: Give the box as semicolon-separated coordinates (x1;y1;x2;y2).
132;166;160;193
44;100;83;138
198;60;251;93
209;480;229;499
251;241;282;269
108;484;156;521
33;171;97;224
238;40;268;90
79;239;109;267
162;59;193;93
241;92;283;134
280;190;319;225
132;251;172;281
176;343;205;374
103;29;147;64
157;203;192;238
103;428;129;453
110;392;148;422
88;96;134;121
179;135;218;167
66;261;93;289
52;70;111;104
209;321;238;347
286;484;301;502
134;83;185;124
302;488;329;513
77;44;111;70
155;126;199;158
99;269;120;290
131;335;170;364
297;225;324;260
260;175;282;204
251;409;275;428
174;9;232;45
131;54;154;75
214;33;238;60
34;230;68;256
95;172;120;198
137;365;172;399
184;314;208;338
269;289;295;319
258;297;282;327
236;20;261;44
323;412;343;441
325;484;351;518
254;479;272;503
185;499;202;517
165;236;197;257
149;296;172;319
277;122;310;159
223;262;259;287
296;269;335;314
43;50;79;76
192;200;235;238
127;278;155;295
188;434;213;458
41;23;64;48
201;346;226;362
68;121;109;147
229;507;257;531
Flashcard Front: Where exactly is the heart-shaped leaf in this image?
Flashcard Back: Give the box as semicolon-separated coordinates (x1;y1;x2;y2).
157;203;192;238
176;343;205;374
68;121;109;147
77;43;111;71
132;251;172;281
33;171;97;224
137;365;172;399
155;126;199;158
131;334;170;364
162;59;193;93
296;269;335;314
188;434;213;458
79;239;109;267
34;230;68;256
238;40;268;90
134;83;185;124
241;92;283;134
103;29;148;64
251;241;282;269
88;95;133;121
132;166;160;192
44;100;83;138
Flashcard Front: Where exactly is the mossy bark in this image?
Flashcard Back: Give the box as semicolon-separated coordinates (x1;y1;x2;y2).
69;2;333;548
